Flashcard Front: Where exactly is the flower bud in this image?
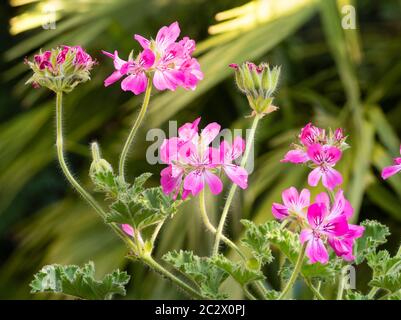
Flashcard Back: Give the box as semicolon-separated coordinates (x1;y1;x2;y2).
230;62;281;116
25;45;95;93
89;142;113;179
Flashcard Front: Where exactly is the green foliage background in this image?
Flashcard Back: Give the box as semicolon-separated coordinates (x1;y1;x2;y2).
1;0;401;299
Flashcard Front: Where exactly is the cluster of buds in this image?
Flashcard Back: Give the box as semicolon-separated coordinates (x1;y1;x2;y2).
25;45;95;93
230;62;281;116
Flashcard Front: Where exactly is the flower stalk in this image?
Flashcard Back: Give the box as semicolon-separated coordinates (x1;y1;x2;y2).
119;77;152;180
213;113;262;256
278;242;307;300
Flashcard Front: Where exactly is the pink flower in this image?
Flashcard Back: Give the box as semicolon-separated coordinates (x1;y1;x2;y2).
102;49;155;95
281;123;326;164
307;143;343;190
212;137;248;189
300;123;326;147
271;187;310;220
34;50;53;71
381;145;401;180
159;118;247;198
134;21;203;91
301;202;349;264
300;190;363;264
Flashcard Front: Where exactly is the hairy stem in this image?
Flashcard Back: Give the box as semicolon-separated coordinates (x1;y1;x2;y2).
142;255;205;299
55;91;128;243
213;114;261;256
199;190;246;259
278;243;307;300
119;79;152;180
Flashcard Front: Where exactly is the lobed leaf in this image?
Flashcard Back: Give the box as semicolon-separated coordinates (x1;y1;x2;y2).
30;261;130;300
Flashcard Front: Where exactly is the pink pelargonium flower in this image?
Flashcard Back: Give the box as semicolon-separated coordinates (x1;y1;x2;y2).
300;202;349;264
203;136;248;189
307;143;343;190
34;50;52;70
381;144;401;180
159;118;248;199
102;49;155;95
300;190;363;264
281;123;326;164
134;22;203;91
271;187;310;220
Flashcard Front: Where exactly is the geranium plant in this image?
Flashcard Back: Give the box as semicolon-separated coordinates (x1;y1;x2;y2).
26;22;401;300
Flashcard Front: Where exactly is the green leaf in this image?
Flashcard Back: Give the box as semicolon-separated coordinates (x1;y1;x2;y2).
345;290;369;300
368;250;401;294
354;220;390;264
240;220;274;266
211;254;265;287
102;173;178;230
265;289;281;300
30;261;130;300
163;250;228;299
92;171;129;199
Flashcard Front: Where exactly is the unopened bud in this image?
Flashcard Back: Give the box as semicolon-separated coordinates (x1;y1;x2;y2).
89;142;113;179
230;62;281;116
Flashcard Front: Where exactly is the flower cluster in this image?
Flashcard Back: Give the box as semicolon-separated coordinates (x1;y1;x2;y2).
272;187;364;264
103;21;203;94
382;144;401;180
25;45;95;92
281;123;348;190
160;118;248;199
275;123;364;264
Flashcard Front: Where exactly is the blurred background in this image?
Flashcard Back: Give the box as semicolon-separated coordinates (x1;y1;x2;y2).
1;0;401;299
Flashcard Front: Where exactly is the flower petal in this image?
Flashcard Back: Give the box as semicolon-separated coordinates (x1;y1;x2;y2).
281;149;309;163
307;203;327;229
381;165;401;180
282;187;299;209
315;192;330;209
134;34;150;49
223;165;248;189
308;167;322;187
122;224;134;237
121;72;148;95
184;170;204;196
156;21;180;51
201;122;221;146
306;236;329;264
272;203;289;220
204;170;223;195
104;71;123;87
321;167;343;190
139;49;155;69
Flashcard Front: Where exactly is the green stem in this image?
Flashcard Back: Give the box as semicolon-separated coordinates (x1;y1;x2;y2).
142;255;205;299
199;189;268;299
243;285;257;300
150;219;165;246
55;92;129;244
119;79;152;180
199;190;246;260
367;287;379;300
304;277;325;300
278;243;307;300
213;114;261;256
337;271;345;300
